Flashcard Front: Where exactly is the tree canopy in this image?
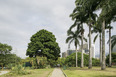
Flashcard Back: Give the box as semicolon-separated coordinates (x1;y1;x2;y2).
26;29;60;61
0;42;12;55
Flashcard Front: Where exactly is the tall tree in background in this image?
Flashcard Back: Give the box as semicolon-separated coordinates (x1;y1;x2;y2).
71;0;99;69
66;30;81;67
0;43;12;55
0;43;12;70
69;0;88;68
111;35;116;51
97;0;116;70
26;29;60;61
92;25;102;66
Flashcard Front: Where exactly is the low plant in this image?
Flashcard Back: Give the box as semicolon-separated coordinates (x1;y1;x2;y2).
10;64;30;75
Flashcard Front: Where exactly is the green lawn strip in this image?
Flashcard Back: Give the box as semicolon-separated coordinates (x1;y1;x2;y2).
0;68;53;77
63;67;116;77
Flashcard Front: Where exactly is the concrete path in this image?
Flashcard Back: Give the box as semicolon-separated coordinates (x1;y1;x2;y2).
0;71;9;75
50;68;65;77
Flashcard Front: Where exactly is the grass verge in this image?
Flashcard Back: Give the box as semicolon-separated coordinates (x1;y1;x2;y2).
0;68;53;77
63;66;116;77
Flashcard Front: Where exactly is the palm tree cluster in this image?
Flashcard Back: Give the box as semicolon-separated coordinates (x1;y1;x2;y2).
66;0;116;70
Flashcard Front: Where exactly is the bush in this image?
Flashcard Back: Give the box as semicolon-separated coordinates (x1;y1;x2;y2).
6;63;15;69
10;65;30;75
92;58;100;66
61;52;100;67
106;52;116;65
37;56;48;68
48;59;57;67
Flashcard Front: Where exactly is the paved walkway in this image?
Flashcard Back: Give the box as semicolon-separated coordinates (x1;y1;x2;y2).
0;71;9;75
50;68;65;77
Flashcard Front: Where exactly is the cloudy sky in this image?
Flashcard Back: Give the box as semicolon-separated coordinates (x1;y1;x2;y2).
0;0;116;58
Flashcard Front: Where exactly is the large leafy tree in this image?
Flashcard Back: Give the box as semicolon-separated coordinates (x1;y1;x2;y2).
0;42;12;54
26;29;60;61
0;43;12;69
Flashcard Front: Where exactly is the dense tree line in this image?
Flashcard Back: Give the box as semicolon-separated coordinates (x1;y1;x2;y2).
57;52;99;67
67;0;116;70
0;43;21;69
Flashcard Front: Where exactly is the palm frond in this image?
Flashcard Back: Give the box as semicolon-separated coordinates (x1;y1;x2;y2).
93;34;98;43
66;36;73;43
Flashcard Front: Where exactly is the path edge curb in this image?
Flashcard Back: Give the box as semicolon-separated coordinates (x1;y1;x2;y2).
61;68;68;77
48;68;54;77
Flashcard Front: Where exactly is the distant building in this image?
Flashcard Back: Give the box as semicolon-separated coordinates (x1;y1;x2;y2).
63;43;95;58
62;52;67;58
67;50;76;56
78;43;95;58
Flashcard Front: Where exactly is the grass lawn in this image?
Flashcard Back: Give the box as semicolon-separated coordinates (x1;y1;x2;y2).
0;68;53;77
63;66;116;77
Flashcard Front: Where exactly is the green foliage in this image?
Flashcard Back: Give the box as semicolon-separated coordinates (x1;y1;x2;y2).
57;57;66;67
0;54;21;69
26;29;60;61
23;57;48;69
36;56;48;68
61;52;99;67
106;52;116;65
92;58;100;66
111;35;116;50
48;59;57;67
10;65;30;75
0;42;12;54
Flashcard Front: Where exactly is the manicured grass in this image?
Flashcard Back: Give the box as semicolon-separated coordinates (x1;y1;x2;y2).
63;66;116;77
0;68;53;77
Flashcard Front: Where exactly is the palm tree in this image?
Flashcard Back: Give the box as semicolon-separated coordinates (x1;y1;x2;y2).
66;30;81;67
111;35;116;50
97;0;116;70
109;25;112;67
106;25;113;67
92;25;102;66
69;0;88;68
74;0;98;69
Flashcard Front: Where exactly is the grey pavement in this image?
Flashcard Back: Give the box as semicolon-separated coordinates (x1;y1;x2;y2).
0;71;9;75
50;68;65;77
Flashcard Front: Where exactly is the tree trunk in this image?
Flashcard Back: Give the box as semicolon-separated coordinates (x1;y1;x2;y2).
2;64;3;70
99;33;102;66
109;27;112;67
101;20;106;70
81;25;84;68
76;47;78;67
88;25;92;69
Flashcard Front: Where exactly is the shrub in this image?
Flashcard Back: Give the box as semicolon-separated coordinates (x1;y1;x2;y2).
61;52;100;67
36;56;48;68
10;65;30;75
6;63;15;69
106;52;116;65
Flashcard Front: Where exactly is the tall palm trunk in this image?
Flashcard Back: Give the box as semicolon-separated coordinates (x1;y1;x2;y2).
99;33;102;66
109;27;112;67
101;20;106;70
89;25;92;69
81;25;84;68
76;47;78;67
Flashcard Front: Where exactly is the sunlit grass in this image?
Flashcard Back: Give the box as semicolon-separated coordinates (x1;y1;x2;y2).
63;66;116;77
0;68;53;77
